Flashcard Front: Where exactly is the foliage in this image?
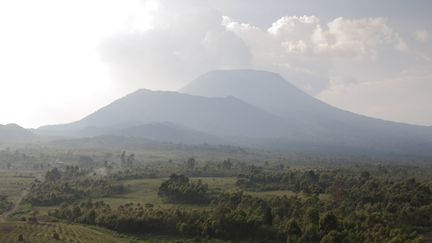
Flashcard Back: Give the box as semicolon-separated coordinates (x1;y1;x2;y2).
0;195;13;214
236;170;332;194
23;167;125;206
51;166;432;242
158;174;210;204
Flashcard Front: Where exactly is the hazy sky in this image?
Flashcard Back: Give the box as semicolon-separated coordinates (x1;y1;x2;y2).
0;0;431;128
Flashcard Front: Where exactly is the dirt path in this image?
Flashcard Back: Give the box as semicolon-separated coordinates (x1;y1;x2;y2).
0;189;27;222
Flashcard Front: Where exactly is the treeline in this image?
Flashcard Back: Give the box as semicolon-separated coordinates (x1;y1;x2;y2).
49;196;279;241
23;166;125;206
49;189;429;242
108;158;245;179
236;170;332;194
50;170;431;242
0;195;13;214
158;174;210;204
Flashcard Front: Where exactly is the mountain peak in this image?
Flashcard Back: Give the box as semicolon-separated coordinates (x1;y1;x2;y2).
0;123;35;142
182;69;296;94
181;69;326;117
36;69;432;156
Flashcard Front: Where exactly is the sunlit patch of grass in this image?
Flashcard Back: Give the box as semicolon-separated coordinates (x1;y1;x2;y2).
0;221;129;243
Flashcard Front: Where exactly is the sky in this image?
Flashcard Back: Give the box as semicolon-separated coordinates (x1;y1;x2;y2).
0;0;431;128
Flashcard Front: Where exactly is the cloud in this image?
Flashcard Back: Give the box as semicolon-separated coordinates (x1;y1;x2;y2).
318;67;432;125
225;16;406;58
99;4;413;94
415;30;429;43
312;17;408;56
99;2;432;125
99;1;251;91
222;15;408;93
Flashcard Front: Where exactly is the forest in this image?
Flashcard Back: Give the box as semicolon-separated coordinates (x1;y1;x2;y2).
0;146;431;242
47;169;432;242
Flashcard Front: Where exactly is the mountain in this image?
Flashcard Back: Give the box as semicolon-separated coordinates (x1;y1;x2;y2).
182;70;432;155
40;69;432;156
115;122;225;145
45;135;173;150
182;69;326;119
182;70;413;129
40;89;289;140
0;124;35;142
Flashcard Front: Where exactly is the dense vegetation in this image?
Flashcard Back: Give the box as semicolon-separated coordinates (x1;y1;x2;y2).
0;195;13;214
48;169;432;242
158;174;210;204
237;169;331;193
23;166;125;206
0;221;127;243
2;144;432;242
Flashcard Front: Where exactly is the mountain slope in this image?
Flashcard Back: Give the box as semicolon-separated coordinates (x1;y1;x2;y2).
0;124;35;142
115;122;225;145
182;69;432;155
39;70;432;156
40;89;290;139
182;69;327;118
182;70;411;128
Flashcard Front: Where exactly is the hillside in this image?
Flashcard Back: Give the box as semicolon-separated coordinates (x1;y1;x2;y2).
39;70;432;156
182;70;432;155
0;221;129;243
116;122;225;145
0;124;35;143
40;89;289;139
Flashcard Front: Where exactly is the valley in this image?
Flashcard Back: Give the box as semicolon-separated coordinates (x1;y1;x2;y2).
0;143;430;242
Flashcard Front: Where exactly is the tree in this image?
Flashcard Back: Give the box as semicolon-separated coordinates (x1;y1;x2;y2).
120;151;126;167
319;212;338;233
320;230;343;243
45;168;61;181
222;159;233;170
360;171;371;181
263;207;273;225
158;174;209;204
304;207;319;225
299;225;320;243
286;219;302;243
186;157;196;170
127;154;135;168
52;232;60;240
328;179;345;204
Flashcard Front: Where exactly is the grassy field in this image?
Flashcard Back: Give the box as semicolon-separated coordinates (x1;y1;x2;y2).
0;171;38;204
0;174;325;242
92;177;238;208
0;221;130;243
88;176;319;209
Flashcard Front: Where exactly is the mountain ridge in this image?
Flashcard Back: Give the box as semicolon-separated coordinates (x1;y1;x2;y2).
37;69;432;156
0;123;35;142
40;88;291;139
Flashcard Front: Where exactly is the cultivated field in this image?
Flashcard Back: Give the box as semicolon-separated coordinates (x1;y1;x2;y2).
0;221;128;243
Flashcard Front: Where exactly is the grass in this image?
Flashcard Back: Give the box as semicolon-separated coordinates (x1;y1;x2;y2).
245;190;297;198
0;173;329;242
0;171;37;204
0;220;234;243
0;221;129;243
86;176;319;209
92;177;238;209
